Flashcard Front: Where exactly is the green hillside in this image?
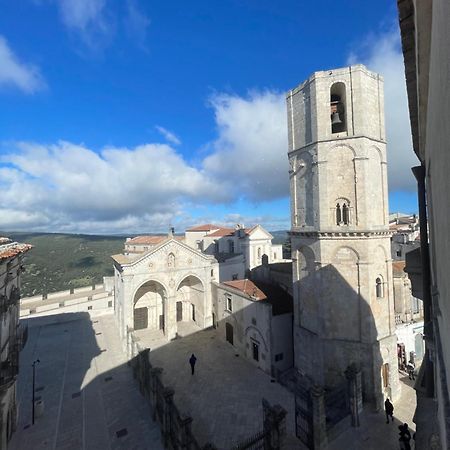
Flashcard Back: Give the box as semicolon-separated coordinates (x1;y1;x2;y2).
2;232;125;297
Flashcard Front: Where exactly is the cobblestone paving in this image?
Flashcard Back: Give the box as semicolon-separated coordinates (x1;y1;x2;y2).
144;325;297;449
10;313;163;450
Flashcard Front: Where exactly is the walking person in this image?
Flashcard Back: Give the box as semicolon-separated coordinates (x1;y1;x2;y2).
398;423;411;450
385;398;394;424
407;360;416;380
189;353;197;375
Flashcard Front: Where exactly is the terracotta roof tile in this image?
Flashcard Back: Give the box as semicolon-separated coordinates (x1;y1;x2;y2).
126;235;183;245
223;279;267;300
207;228;235;237
0;239;32;261
186;224;220;232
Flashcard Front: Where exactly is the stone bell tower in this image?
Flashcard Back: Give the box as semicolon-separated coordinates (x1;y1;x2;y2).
286;65;400;407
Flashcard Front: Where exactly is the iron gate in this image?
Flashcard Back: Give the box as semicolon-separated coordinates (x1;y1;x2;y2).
295;384;313;448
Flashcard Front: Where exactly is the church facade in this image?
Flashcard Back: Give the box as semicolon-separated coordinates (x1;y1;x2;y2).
286;65;400;407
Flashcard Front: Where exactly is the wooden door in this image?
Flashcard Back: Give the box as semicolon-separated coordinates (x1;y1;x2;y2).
134;307;148;330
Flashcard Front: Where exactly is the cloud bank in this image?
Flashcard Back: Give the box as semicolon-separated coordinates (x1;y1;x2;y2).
0;91;287;233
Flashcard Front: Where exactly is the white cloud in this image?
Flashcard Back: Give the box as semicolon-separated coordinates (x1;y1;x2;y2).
0;36;45;94
49;0;111;50
125;0;151;49
0;141;229;233
203;91;288;201
155;126;181;146
347;26;419;191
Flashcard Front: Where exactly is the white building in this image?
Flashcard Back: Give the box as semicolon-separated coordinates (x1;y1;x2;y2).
212;279;293;376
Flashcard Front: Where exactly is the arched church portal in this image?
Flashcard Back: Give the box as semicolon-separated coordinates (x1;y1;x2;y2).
176;275;205;328
133;280;167;332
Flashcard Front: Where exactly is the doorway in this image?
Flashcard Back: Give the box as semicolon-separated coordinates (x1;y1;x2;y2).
226;323;234;345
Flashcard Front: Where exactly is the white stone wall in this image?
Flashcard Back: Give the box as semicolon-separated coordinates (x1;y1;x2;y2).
213;284;273;375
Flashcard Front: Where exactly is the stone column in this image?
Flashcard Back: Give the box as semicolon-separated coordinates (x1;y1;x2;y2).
345;364;363;427
311;385;328;450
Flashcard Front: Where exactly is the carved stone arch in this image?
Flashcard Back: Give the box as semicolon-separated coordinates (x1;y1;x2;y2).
374;245;388;262
327;142;356;158
175;273;205;292
296;246;316;276
132;278;169;302
332;245;360;263
244;326;268;352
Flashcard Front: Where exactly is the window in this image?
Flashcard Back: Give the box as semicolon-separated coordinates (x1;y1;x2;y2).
88;306;93;311
144;246;148;251
225;294;232;311
108;301;112;308
196;240;202;250
228;240;235;253
257;247;261;259
336;200;350;225
273;252;277;260
251;317;257;325
232;274;238;280
211;269;214;277
376;277;384;298
275;353;284;362
396;249;402;257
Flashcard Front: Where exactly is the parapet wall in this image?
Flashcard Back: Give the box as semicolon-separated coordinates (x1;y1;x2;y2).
20;276;115;318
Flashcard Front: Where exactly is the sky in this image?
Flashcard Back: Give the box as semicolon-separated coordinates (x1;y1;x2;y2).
0;0;419;234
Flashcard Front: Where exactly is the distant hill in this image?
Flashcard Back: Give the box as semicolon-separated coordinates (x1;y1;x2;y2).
2;232;125;297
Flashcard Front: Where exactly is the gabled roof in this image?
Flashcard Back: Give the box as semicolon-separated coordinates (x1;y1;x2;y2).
186;224;220;232
112;237;216;268
243;224;273;239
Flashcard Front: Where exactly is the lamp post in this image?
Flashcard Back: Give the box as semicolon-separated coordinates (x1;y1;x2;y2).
32;359;40;425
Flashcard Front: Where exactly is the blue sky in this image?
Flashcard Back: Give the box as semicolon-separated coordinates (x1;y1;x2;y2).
0;0;418;234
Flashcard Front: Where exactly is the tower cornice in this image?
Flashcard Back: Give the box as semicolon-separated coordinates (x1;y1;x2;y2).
289;230;393;239
288;135;386;156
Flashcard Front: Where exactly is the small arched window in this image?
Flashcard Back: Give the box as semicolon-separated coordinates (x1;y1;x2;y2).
376;277;384;298
257;247;261;259
336;200;350;225
336;203;342;225
342;203;349;225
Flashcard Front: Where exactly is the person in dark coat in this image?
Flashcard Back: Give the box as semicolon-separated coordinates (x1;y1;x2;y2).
407;360;416;380
385;398;394;423
189;354;197;375
398;423;411;450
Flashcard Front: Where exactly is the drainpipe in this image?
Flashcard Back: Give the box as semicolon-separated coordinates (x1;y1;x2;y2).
412;165;434;398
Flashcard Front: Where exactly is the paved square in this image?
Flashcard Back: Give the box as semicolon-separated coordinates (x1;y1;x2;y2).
140;325;298;448
10;313;163;450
